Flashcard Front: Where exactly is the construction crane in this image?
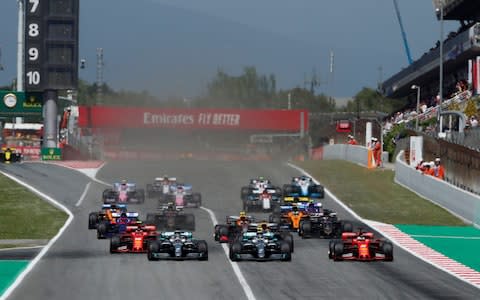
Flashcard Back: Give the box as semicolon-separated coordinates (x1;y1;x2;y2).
392;0;413;65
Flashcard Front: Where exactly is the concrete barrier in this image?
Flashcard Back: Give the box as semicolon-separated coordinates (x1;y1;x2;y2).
320;144;480;226
395;151;480;226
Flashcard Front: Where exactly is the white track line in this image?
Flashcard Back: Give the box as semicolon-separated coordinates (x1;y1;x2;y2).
0;170;74;300
409;235;480;240
200;206;256;300
0;245;44;252
286;162;363;221
286;162;480;290
75;182;92;207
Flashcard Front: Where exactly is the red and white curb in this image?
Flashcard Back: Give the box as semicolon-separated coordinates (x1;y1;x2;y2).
51;160;105;169
287;162;480;290
366;221;480;289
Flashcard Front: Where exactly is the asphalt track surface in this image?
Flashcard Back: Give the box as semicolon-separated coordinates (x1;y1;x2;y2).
1;160;479;300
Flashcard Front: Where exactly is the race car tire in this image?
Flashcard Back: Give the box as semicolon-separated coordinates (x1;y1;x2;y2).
240;187;250;200
229;242;242;261
341;221;353;233
280;241;292;261
333;241;344;261
217;225;229;241
314;185;325;198
146;184;154;198
382;241;394;261
88;212;98;229
110;236;121;253
300;221;312;239
197;240;208;261
282;184;293;196
192;193;202;208
328;240;337;259
280;233;294;253
97;222;108;239
148;241;159;261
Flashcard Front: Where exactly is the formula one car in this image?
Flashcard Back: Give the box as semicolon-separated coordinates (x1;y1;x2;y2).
96;212;140;239
103;181;145;204
214;212;255;243
146;176;177;199
240;177;281;199
110;223;158;253
229;231;292;261
147;231;208;261
283;176;324;202
297;203;353;238
268;204;309;231
88;204;127;229
160;184;202;208
146;203;195;231
0;147;21;163
328;230;394;261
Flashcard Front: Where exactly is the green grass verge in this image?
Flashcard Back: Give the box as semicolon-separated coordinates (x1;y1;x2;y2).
295;160;466;226
0;175;68;239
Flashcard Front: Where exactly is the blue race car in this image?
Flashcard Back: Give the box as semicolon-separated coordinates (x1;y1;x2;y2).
282;176;324;202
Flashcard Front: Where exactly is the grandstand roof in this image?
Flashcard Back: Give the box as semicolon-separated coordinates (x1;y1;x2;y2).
433;0;480;21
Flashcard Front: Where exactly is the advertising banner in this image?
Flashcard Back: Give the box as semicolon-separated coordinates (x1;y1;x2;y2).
0;91;43;117
78;106;308;131
409;136;423;167
41;147;62;160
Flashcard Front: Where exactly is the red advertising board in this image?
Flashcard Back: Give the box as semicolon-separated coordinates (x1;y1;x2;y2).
78;106;308;132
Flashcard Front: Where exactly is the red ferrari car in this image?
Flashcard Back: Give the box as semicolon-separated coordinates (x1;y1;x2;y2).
110;224;158;253
328;231;393;261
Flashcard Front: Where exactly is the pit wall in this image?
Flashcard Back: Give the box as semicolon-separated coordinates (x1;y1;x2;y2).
319;144;480;226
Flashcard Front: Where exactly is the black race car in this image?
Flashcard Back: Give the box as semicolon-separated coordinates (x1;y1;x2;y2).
146;204;195;231
298;204;353;238
229;231;292;261
147;231;208;261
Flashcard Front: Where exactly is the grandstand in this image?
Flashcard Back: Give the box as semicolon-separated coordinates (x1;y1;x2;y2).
432;0;480;21
382;1;480;101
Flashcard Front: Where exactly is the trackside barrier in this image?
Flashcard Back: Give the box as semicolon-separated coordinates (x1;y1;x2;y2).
320;144;388;167
394;151;480;227
320;144;480;226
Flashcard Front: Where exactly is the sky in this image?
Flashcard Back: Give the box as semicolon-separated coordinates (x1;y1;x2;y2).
0;0;459;99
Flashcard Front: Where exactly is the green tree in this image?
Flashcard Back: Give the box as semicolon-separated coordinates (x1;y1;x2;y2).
198;66;277;108
464;99;477;118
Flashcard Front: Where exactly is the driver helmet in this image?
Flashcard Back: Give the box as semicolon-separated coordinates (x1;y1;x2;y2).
260;222;268;231
357;235;366;241
163;175;169;181
239;211;246;221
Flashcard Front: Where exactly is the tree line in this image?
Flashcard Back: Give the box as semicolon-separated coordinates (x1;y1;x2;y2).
74;66;406;115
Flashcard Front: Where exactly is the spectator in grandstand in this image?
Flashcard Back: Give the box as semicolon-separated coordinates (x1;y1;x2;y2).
470;116;478;128
433;158;445;180
347;135;358;145
420;101;428;114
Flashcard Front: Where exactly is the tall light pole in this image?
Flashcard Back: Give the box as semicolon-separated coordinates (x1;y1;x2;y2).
438;1;444;133
411;85;421;131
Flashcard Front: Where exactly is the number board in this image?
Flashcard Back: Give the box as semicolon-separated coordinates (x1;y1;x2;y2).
24;0;79;92
25;0;44;91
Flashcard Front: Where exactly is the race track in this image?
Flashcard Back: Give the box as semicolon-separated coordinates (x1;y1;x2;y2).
1;160;478;300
